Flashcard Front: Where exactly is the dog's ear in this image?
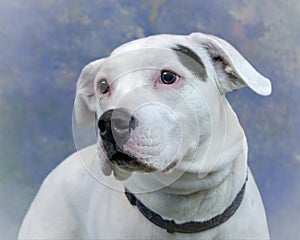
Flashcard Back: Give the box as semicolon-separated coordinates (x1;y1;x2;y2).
74;59;104;126
189;33;272;96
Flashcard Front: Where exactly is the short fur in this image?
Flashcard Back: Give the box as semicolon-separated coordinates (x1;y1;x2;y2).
19;33;271;239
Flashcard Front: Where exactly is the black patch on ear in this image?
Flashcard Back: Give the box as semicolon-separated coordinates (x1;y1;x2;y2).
172;44;207;81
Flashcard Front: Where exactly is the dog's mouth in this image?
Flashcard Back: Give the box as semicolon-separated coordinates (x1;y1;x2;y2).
109;151;156;173
100;139;157;173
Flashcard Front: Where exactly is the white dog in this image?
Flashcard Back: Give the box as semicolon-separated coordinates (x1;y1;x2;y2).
18;33;271;239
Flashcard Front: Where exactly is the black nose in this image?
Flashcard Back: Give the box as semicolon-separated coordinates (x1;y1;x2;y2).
98;110;114;141
98;108;137;145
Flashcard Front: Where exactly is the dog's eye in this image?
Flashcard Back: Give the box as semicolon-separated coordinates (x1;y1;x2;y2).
98;79;110;94
161;71;178;84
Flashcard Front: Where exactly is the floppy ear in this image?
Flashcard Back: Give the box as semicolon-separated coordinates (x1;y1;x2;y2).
189;33;272;96
74;59;104;126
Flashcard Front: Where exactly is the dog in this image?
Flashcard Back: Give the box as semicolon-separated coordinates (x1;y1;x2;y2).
18;32;271;239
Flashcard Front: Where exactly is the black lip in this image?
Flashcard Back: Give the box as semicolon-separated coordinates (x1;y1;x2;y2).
110;151;137;166
109;151;156;172
101;141;155;172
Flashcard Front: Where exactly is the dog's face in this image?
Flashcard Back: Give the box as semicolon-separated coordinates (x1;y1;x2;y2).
75;33;271;179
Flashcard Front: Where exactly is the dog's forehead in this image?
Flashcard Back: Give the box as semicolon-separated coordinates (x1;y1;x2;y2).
111;34;188;55
102;34;207;81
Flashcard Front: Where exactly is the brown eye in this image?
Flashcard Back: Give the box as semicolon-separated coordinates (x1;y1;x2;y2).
98;79;110;94
161;70;178;84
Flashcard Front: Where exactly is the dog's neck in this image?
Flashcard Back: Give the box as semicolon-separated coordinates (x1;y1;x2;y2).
124;98;248;222
125;153;247;223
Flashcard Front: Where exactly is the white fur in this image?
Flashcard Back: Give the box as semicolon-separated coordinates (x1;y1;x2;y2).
18;33;271;239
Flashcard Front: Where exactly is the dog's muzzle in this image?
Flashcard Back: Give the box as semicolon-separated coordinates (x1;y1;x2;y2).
98;108;137;164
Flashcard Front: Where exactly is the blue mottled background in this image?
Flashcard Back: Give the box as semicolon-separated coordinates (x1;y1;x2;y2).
0;0;299;239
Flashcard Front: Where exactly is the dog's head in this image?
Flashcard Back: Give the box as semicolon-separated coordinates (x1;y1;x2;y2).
74;33;271;180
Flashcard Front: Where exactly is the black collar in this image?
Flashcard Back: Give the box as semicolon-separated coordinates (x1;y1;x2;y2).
125;177;247;234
